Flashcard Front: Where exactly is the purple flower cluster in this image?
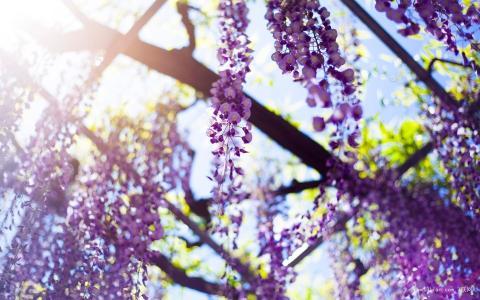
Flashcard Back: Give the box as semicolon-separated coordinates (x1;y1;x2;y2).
265;0;362;150
66;168;155;298
329;237;364;300
64;106;188;296
379;181;480;298
332;160;480;298
1;102;192;297
375;0;480;69
290;154;480;299
255;189;294;299
209;0;253;201
0;105;79;294
282;194;337;258
0;54;99;297
252;171;340;298
4;210;149;299
424;97;480;228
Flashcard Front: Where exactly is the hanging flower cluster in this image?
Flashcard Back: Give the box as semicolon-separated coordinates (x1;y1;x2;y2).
252;168;341;298
0;104;79;295
333;161;480;298
375;0;480;71
0;64;33;206
378;180;480;298
278;152;480;299
328;235;365;300
265;0;362;150
4;215;84;298
67;105;192;296
66;165;156;298
424;97;480;227
209;0;253;203
255;187;294;299
2;103;193;297
3;205;150;298
0;51;98;296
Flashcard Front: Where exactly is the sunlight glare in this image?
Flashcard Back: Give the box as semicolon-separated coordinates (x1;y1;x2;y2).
0;0;68;49
0;1;74;144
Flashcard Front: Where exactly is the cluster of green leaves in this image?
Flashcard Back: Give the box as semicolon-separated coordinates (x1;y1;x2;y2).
356;117;434;178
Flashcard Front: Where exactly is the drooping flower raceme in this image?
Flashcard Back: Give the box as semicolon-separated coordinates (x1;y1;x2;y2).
0;60;103;297
424;96;480;227
375;0;480;73
252;167;340;298
255;185;294;299
3;103;191;298
209;0;253;205
333;160;480;298
328;234;365;300
67;105;190;297
265;0;362;150
0;92;79;295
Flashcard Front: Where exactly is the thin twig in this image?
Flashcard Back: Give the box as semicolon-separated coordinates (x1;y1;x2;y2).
285;214;350;268
427;57;472;74
274;179;322;196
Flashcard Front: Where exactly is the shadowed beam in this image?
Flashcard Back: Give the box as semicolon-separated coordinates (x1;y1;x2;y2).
275;179;322;196
339;0;457;108
394;142;434;178
27;19;334;175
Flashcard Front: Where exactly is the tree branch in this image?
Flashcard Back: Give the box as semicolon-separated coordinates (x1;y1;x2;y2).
177;236;203;248
63;0;167;84
149;252;229;296
394;142;434;178
177;1;196;53
25;17;334;176
274;179;322;196
61;0;89;25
